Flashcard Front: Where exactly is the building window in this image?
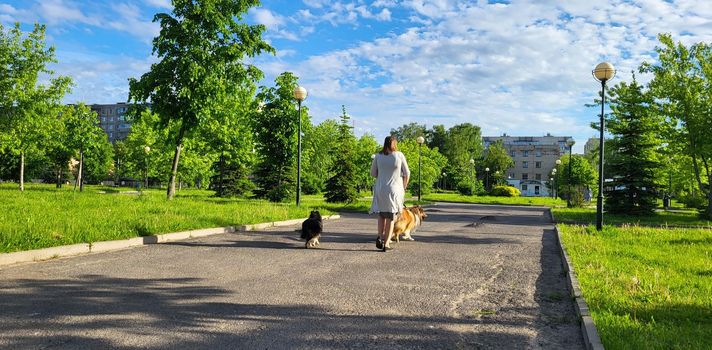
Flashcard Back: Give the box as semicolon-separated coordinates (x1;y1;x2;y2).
511;151;516;157
522;173;529;180
522;184;528;191
523;161;528;168
109;132;113;138
509;173;515;179
523;150;529;157
534;186;540;195
535;161;541;168
535;173;541;180
536;151;542;157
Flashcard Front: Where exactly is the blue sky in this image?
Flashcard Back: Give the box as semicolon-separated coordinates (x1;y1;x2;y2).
2;0;712;153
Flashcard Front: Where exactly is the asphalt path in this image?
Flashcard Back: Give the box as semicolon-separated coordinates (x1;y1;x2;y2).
0;202;584;349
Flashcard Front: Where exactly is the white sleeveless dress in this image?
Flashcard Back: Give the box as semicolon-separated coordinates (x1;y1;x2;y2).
369;151;410;214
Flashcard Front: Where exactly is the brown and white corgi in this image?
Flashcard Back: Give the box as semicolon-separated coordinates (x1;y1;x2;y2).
392;205;427;242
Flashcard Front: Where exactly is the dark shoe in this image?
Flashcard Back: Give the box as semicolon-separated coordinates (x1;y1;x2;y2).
382;245;393;252
376;238;383;250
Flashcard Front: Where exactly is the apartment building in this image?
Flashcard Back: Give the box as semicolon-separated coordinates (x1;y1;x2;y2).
90;103;132;143
483;134;574;197
584;137;599;156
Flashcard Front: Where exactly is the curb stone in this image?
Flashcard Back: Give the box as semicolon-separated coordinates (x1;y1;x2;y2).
0;214;341;267
549;208;605;350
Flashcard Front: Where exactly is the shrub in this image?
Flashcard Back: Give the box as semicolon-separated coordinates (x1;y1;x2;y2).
567;189;585;208
679;193;706;210
491;185;520;197
456;179;474;195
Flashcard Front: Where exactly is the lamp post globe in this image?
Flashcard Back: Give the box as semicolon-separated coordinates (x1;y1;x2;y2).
593;62;615;230
416;136;425;201
293;86;307;206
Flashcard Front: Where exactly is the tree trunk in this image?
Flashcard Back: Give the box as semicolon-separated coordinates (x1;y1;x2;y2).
166;126;186;200
19;151;25;192
56;165;62;188
79;150;85;192
75;149;83;191
702;156;712;219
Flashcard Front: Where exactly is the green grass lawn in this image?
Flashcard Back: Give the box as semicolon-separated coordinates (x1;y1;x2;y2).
0;183;373;253
553;207;712;228
560;224;712;349
424;192;566;207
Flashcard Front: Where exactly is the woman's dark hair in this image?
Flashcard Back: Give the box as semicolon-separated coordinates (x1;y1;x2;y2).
381;136;398;155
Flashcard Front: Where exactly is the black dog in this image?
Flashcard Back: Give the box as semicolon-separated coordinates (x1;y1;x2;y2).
301;210;323;248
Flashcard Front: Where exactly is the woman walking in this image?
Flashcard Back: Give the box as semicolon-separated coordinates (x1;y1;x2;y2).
370;136;410;252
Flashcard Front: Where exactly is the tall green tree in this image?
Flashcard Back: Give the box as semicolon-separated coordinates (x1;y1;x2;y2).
0;23;72;191
252;72;305;202
482;140;514;191
353;134;380;193
604;76;661;214
553;154;598;206
641;34;712;217
203;86;257;196
325;106;359;203
64;104;110;191
44;107;73;188
398;139;448;196
428;124;447;153
128;0;273;200
301;119;339;194
443;123;484;194
390;122;427;143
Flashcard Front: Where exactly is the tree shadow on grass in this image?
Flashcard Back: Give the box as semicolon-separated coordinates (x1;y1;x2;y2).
0;275;534;349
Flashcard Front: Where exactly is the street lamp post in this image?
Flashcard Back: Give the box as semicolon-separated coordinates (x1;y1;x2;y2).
567;139;575;205
144;146;151;189
469;158;475;195
485;167;490;192
417;136;425;201
593;62;616;231
552;168;558;199
442;172;446;190
550;178;554;198
293;86;308;206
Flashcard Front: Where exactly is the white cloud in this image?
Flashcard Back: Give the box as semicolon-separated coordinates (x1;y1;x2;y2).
106;3;160;43
0;4;17;14
37;0;99;26
252;8;285;28
145;0;172;9
261;0;712;148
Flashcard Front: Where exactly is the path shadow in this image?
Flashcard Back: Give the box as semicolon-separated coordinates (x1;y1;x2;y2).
0;275;533;349
532;228;585;348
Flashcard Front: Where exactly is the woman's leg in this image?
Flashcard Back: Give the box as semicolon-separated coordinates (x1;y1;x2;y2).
383;217;395;248
377;216;385;239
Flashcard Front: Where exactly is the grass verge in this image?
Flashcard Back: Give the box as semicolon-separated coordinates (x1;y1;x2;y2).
559;224;712;349
424;192;565;207
553;207;712;228
0;183;370;253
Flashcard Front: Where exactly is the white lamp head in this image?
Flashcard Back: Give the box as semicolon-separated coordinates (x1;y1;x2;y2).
416;136;425;144
593;62;616;82
293;86;308;101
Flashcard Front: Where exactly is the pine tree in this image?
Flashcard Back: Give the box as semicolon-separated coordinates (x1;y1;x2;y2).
252;73;301;202
325;106;359;203
605;74;661;215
